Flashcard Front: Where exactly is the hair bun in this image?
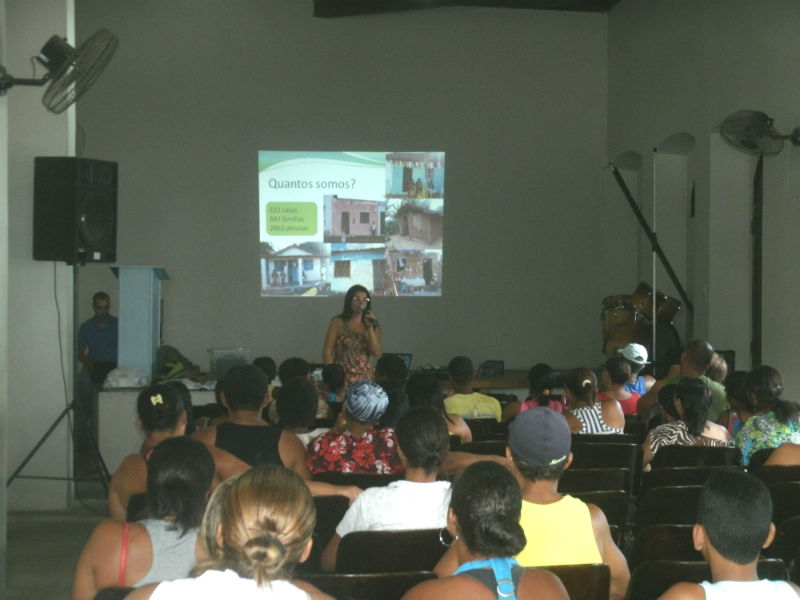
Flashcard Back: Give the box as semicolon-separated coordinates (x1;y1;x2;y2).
243;535;285;566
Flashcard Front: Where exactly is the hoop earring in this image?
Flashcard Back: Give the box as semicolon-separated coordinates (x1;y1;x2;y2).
439;528;457;548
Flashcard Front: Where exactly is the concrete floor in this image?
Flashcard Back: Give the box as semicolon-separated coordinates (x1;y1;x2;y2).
7;450;108;599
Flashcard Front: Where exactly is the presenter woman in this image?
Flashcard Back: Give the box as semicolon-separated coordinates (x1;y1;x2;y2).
323;284;381;387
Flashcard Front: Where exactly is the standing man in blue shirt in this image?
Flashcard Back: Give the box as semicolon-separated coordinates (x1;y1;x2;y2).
76;291;118;447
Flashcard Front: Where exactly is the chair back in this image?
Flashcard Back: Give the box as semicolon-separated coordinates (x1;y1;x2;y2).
336;528;447;573
636;485;703;531
572;433;639;444
558;468;631;494
298;495;350;573
629;524;699;569
626;559;786;600
650;445;741;468
545;564;610;600
752;465;800;487
457;440;506;456
571;442;641;496
464;418;501;441
640;466;737;494
769;481;800;526
300;571;436;600
764;515;800;563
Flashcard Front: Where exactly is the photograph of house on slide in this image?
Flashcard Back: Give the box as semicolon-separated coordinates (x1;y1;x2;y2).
259;151;444;297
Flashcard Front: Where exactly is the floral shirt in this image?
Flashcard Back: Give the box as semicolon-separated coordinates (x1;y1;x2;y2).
305;427;403;474
735;411;800;466
334;320;374;386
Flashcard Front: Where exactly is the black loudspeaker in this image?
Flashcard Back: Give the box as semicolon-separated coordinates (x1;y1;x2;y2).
33;157;117;264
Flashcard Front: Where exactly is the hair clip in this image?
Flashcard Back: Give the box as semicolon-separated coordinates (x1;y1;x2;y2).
150;394;163;406
582;379;592;387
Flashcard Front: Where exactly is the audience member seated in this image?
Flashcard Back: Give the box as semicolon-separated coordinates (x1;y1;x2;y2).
407;370;471;443
736;365;800;467
321;407;452;571
705;351;728;384
163;380;195;435
503;363;564;421
598;356;641;415
267;357;314;423
125;465;332;600
642;378;733;470
618;342;655;394
194;379;227;430
564;367;625;435
437;407;630;600
72;437;214;599
320;363;346;417
716;371;754;438
658;470;800;599
375;354;410;428
108;384;247;521
306;380;403;475
277;378;330;448
443;356;502;421
403;461;569;600
639;340;727;422
764;443;800;466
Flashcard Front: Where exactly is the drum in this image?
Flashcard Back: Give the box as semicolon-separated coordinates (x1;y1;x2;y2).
603;320;649;357
601;299;637;341
631;281;654;316
656;296;682;324
602;294;633;312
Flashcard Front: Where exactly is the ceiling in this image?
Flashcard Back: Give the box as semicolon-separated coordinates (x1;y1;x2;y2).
313;0;621;18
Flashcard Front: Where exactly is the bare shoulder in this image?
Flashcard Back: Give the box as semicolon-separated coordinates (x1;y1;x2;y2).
192;426;216;445
586;503;612;536
520;567;570;599
402;576;493;600
657;581;705;599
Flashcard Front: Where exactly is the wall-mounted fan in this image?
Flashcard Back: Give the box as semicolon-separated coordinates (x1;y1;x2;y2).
0;28;118;114
720;110;800;156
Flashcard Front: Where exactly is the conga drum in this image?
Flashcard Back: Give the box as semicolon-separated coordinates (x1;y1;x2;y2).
631;282;654;316
657;295;682;324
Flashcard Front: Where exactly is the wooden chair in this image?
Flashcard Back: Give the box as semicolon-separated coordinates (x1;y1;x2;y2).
650;445;741;468
626;559;787;600
571;442;641;496
311;472;404;489
572;433;639;444
335;528;447;573
463;418;499;441
640;466;737;494
545;563;610;600
752;465;800;487
748;447;775;470
300;571;436;600
628;524;700;570
572;489;629;532
769;481;800;527
624;418;647;444
298;495;350;573
457;439;506;456
559;468;631;494
764;515;800;563
636;485;704;531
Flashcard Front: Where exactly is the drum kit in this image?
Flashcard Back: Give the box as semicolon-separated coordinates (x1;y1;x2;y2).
601;282;682;366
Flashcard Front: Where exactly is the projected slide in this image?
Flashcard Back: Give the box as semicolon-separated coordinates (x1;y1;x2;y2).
258;151;444;297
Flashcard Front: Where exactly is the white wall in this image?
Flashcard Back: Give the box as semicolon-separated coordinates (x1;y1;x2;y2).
608;0;800;389
74;1;615;371
5;0;74;510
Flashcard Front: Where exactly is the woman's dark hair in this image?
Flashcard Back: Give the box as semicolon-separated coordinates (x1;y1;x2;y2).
657;383;680;420
450;461;526;557
746;365;798;424
145;436;215;536
378;384;410;428
137;383;185;434
395;407;449;475
163;380;194;435
322;363;345;393
724;370;754;414
276;378;318;428
406;371;453;426
603;356;632;386
565;367;597;406
528;364;560;406
339;284;371;320
252;356;277;383
675;377;712;436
